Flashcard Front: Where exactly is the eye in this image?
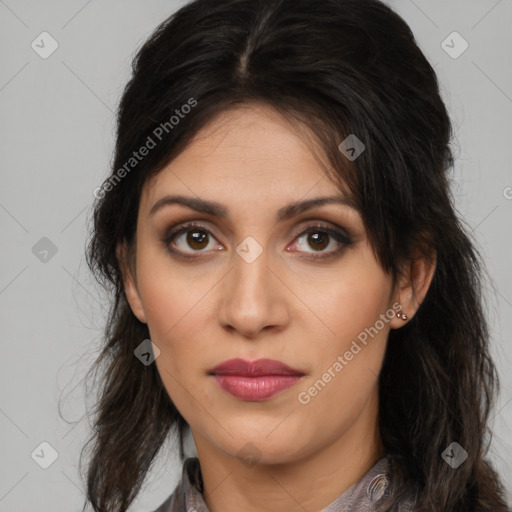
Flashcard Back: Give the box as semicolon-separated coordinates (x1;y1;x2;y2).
163;222;222;256
162;221;353;260
288;224;353;258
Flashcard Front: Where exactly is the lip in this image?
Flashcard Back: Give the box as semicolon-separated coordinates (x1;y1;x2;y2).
209;358;305;401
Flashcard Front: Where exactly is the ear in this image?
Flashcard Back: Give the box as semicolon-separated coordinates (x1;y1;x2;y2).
116;242;147;324
389;247;436;329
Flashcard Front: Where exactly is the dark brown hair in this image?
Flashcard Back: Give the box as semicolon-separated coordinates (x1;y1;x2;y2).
81;0;510;510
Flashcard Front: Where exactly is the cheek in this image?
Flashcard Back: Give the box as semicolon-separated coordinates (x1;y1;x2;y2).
136;245;214;340
294;327;387;446
141;279;208;382
134;262;213;403
296;250;392;413
308;255;392;347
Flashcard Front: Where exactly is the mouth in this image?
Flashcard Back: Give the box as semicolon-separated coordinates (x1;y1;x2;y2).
208;358;305;401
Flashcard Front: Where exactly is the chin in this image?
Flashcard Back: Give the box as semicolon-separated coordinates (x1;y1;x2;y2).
215;426;313;467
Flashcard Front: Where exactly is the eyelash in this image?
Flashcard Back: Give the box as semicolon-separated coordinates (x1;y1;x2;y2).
162;221;353;261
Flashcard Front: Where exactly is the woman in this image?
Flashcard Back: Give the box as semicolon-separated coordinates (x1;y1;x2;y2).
82;0;510;510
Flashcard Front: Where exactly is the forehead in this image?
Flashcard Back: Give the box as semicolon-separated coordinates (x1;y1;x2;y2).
141;103;346;208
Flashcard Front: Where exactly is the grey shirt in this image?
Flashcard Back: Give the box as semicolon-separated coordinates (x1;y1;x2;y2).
153;455;419;511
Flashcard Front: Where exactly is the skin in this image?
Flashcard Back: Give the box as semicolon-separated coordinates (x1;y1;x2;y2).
119;103;435;512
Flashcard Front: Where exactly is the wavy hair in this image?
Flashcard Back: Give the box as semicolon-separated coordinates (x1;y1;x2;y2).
82;0;510;510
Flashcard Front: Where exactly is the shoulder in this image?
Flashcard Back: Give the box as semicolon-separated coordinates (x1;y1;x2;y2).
150;457;201;512
150;488;185;512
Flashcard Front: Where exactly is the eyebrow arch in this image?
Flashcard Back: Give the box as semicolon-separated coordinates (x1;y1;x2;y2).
149;194;359;222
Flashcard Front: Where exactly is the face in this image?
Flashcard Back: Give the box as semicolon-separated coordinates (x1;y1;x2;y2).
121;103;409;465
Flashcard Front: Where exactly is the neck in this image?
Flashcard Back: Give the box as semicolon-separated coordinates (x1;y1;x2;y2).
192;395;384;512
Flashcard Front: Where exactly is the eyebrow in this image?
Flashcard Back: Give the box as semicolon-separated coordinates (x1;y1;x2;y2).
149;194;359;222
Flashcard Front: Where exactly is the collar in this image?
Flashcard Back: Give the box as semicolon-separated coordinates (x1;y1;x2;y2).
154;454;418;512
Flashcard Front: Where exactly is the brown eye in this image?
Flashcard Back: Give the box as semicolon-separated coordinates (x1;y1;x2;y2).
186;230;209;250
163;221;353;261
163;223;222;256
307;232;330;251
291;224;352;257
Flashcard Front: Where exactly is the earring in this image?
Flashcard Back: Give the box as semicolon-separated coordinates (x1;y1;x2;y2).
397;309;408;321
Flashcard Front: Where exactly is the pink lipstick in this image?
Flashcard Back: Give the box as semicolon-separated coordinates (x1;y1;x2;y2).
209;358;304;401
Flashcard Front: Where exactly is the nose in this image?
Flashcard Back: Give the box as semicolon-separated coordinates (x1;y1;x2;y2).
217;241;290;340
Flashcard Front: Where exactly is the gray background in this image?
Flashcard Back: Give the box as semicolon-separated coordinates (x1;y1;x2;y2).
0;0;511;510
